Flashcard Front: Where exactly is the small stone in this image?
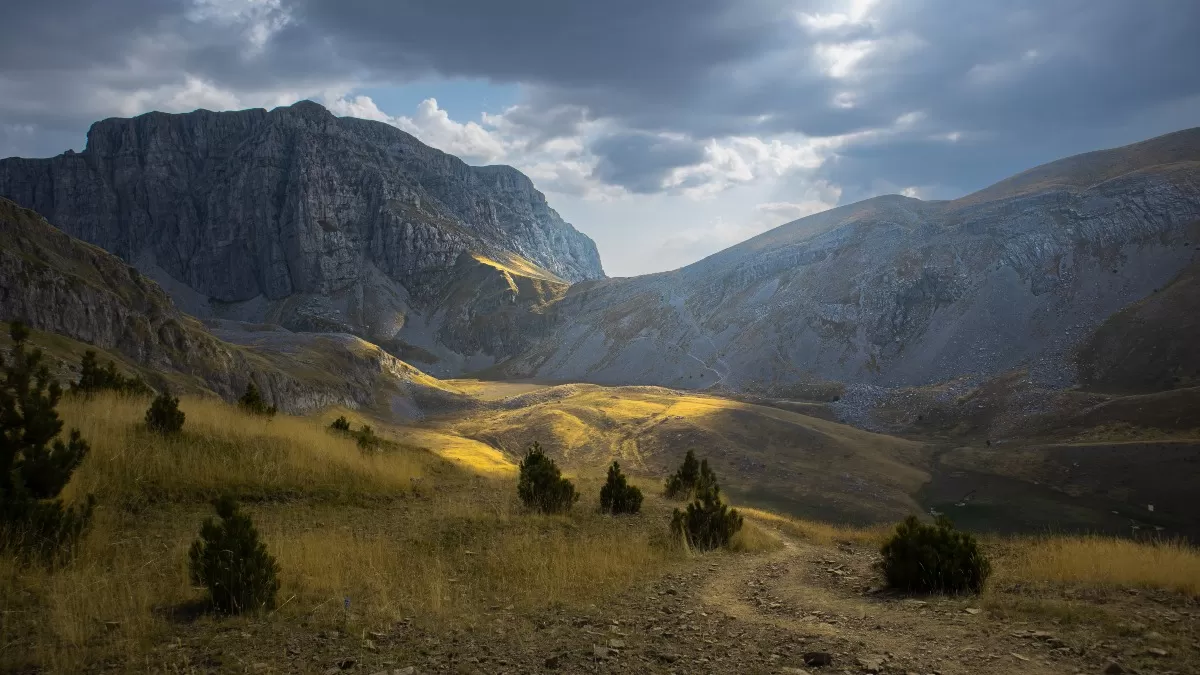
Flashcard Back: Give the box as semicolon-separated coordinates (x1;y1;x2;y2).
592;645;611;659
1103;661;1126;674
963;607;982;615
393;668;416;675
857;655;886;673
780;668;810;675
1011;653;1030;661
337;657;356;669
1146;647;1168;657
608;639;625;649
803;651;833;667
544;654;560;669
1142;631;1165;641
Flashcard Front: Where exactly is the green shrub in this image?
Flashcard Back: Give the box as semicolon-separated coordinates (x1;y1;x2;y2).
664;450;719;500
517;442;578;513
329;416;351;432
238;381;277;417
669;455;742;551
877;515;991;594
0;322;94;562
188;495;281;614
73;350;152;396
355;424;380;451
145;390;185;434
599;461;643;515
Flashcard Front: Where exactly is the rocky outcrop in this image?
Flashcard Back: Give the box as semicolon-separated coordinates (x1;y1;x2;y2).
0;101;602;370
0;197;465;416
497;128;1200;393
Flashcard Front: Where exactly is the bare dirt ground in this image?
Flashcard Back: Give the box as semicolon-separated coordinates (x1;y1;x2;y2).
140;525;1198;675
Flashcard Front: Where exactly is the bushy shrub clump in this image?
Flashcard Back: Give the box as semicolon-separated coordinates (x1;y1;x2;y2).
145;389;185;434
73;350;152;396
188;495;281;614
238;382;277;417
0;322;94;562
329;416;351;431
664;450;718;500
877;515;991;594
668;453;742;551
517;442;578;513
599;461;643;515
355;424;380;451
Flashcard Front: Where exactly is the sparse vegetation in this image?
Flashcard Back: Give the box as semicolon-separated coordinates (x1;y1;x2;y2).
188;495;281;614
878;515;991;594
355;424;380;450
329;415;350;431
0;322;94;562
669;455;743;551
998;534;1200;596
516;441;578;513
72;350;151;397
237;381;277;417
144;390;185;435
599;461;643;515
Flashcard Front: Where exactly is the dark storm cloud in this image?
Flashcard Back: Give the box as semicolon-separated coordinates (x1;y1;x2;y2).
2;0;1199;199
589;132;708;194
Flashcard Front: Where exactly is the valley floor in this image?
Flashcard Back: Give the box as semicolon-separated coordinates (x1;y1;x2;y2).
48;520;1199;675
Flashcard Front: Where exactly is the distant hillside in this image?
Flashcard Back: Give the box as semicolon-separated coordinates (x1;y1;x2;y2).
496;128;1200;394
0;197;465;417
0;101;601;375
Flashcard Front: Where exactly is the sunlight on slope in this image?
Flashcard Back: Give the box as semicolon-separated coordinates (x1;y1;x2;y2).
471;252;563;283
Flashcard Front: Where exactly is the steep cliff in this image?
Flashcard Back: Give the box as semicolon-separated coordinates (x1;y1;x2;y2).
0;197;466;416
496;128;1200;393
0;101;601;373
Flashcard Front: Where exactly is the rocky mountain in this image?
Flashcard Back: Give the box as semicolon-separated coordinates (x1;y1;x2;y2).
0;101;602;374
0;197;465;417
496;128;1200;394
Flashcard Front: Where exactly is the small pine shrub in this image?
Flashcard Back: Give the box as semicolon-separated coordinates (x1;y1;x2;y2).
668;455;742;551
188;495;281;614
73;350;151;396
355;424;380;451
238;381;277;417
0;322;95;562
329;416;351;432
599;461;643;515
517;442;578;513
145;390;185;434
877;515;991;594
664;449;701;498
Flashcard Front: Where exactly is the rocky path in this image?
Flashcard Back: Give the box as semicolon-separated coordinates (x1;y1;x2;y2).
156;528;1194;674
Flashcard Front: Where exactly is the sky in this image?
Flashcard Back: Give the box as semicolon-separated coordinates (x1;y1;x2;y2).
2;1;1199;277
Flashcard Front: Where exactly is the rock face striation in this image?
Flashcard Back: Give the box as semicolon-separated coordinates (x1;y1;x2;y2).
0;197;466;416
497;128;1200;393
0;100;602;374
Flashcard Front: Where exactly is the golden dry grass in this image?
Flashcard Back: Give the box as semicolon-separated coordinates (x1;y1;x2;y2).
727;520;784;553
739;507;891;546
996;535;1200;596
0;394;681;672
57;393;430;506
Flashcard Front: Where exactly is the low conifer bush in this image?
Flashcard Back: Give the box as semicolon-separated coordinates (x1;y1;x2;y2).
0;322;94;562
73;349;151;396
877;515;991;594
669;455;742;551
517;442;578;513
145;389;185;434
188;495;281;614
599;461;643;515
329;416;351;431
238;381;277;417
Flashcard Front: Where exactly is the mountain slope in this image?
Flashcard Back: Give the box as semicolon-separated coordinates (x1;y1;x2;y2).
0;101;601;374
497;128;1200;392
0;197;464;416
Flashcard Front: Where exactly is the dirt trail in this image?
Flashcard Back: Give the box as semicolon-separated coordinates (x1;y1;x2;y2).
697;530;1090;674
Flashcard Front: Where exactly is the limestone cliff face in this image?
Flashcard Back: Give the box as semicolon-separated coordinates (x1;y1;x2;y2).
498;128;1200;393
0;197;465;416
0;101;602;369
